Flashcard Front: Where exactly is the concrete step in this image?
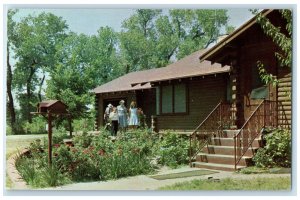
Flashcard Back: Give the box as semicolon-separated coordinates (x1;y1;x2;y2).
203;145;258;156
220;130;240;138
192;161;246;172
196;153;252;166
210;137;261;147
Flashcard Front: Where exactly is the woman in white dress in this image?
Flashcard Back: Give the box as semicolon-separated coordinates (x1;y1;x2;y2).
117;100;128;132
128;101;139;129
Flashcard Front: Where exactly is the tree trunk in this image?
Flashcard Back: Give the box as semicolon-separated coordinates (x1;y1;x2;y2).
6;44;16;131
26;66;35;123
38;74;45;102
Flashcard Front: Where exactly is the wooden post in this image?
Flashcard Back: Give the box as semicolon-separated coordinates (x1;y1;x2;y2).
48;112;52;166
151;115;157;133
230;62;238;129
69;115;72;137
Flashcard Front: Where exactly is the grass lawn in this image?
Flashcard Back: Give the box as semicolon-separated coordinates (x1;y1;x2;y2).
6;134;47;159
5;134;47;188
159;177;291;190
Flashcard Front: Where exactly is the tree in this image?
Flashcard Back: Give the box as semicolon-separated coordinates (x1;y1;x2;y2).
11;12;68;123
174;9;228;59
119;9;161;72
6;9;18;132
90;27;120;84
46;28;119;119
119;9;229;72
253;9;292;86
46;33;94;119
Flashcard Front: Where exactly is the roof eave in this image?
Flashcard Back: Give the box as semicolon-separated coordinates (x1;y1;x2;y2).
130;69;231;86
199;9;273;62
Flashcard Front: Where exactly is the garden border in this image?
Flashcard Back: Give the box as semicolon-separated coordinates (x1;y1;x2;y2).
6;149;30;190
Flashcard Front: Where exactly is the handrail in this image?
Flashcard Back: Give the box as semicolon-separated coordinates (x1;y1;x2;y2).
233;100;278;170
189;101;231;166
192;102;222;133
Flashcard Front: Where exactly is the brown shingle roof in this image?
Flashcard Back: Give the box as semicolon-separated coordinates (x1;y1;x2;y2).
39;100;60;108
93;49;230;94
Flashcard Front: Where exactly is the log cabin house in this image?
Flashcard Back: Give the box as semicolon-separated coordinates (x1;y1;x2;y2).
93;49;231;132
93;9;291;171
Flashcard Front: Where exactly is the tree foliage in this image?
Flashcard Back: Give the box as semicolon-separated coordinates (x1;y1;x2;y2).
7;9;230;133
11;11;68;123
7;9;18;132
253;9;292;86
256;9;292;68
119;9;229;72
46;28;119;119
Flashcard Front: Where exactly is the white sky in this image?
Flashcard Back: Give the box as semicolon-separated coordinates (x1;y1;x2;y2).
12;8;255;36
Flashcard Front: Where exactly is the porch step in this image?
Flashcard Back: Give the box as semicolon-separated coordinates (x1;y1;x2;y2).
211;137;261;147
196;153;252;166
192;161;245;172
203;145;258;156
220;130;240;138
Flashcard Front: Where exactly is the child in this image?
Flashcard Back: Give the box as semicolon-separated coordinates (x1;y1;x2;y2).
128;101;139;129
109;107;119;137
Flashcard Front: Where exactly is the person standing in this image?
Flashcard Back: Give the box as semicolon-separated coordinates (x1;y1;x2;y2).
104;103;113;130
117;100;128;132
109;107;119;137
104;103;113;124
129;101;139;129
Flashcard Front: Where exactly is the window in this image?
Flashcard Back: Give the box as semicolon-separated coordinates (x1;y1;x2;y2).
251;63;265;89
158;83;187;114
161;85;173;113
174;84;187;113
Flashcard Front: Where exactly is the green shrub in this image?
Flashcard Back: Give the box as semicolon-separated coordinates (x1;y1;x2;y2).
6;125;12;135
15;156;37;184
253;128;291;168
22;116;47;135
73;131;93;148
52;128;70;144
157;131;189;168
72;118;95;132
15;143;70;188
16;128;191;187
51;129;156;182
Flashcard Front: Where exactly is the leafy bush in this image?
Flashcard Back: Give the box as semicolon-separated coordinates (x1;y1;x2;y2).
6;125;12;135
16;128;191;187
22;116;47;135
52;128;71;144
253;129;291;168
52;129;156;182
15;143;70;188
73;131;93;148
72;117;95;132
157;131;189;168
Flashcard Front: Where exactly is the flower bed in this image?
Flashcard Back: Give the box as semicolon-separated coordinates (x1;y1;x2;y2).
15;129;190;188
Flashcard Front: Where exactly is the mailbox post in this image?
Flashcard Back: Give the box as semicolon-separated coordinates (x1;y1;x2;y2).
31;100;71;166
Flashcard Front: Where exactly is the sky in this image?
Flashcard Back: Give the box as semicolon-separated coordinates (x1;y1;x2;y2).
12;8;255;36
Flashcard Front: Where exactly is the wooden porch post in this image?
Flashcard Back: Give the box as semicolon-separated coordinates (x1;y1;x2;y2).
230;65;238;129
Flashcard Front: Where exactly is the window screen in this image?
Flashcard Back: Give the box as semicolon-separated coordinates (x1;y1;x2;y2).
174;84;186;113
161;85;173;113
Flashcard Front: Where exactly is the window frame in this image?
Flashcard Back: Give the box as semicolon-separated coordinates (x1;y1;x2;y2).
159;82;189;116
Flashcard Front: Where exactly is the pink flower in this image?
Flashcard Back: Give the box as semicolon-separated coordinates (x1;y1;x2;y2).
98;149;105;156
